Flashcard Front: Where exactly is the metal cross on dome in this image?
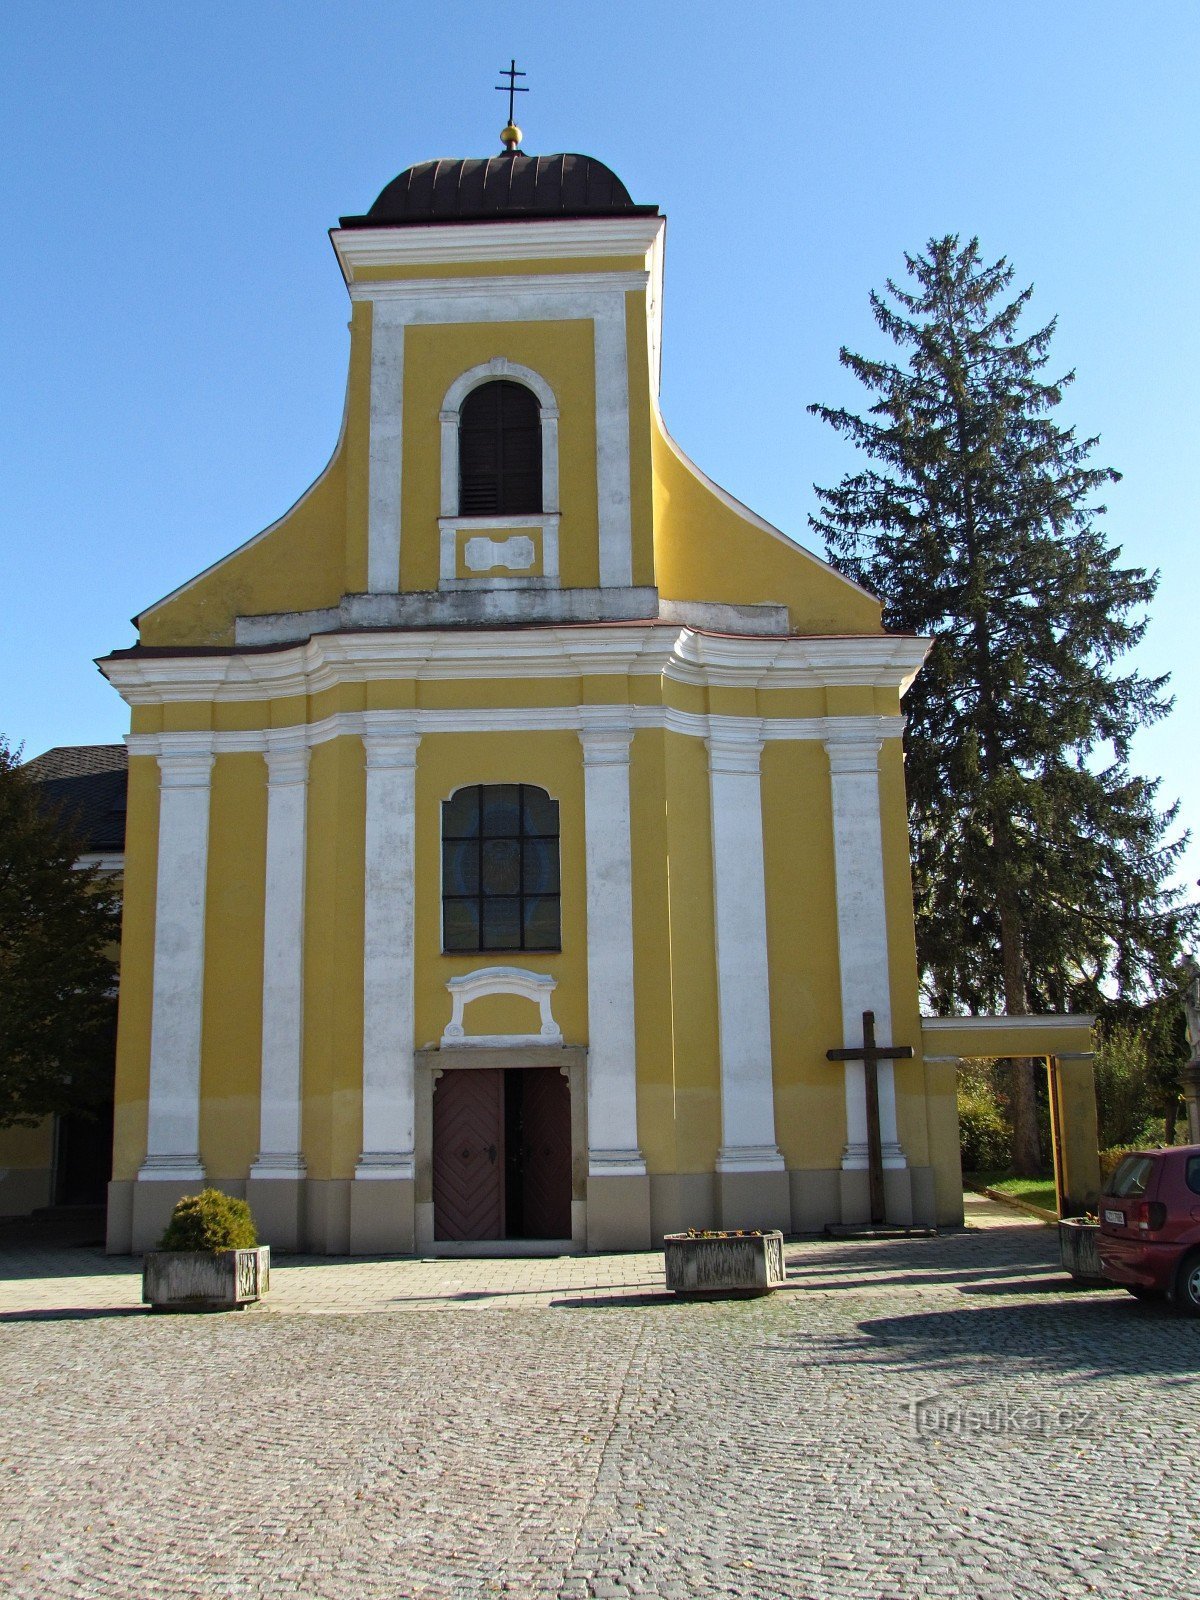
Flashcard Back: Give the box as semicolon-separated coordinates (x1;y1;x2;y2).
495;58;528;127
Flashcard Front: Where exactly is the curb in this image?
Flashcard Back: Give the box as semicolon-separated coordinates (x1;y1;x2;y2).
974;1185;1058;1226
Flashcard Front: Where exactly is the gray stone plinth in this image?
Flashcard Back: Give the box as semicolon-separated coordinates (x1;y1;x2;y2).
349;1177;415;1255
716;1167;790;1232
586;1172;652;1252
245;1176;305;1253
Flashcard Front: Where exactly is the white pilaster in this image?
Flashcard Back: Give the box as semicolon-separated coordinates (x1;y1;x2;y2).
438;409;458;518
591;295;633;588
579;710;644;1177
706;729;785;1174
140;741;214;1181
357;719;420;1179
541;404;560;515
367;308;404;593
250;732;310;1179
825;734;904;1171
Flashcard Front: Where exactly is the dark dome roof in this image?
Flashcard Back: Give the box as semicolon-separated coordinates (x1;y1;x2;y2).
340;152;658;228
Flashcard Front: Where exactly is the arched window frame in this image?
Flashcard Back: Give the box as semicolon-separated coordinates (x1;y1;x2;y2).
438;359;560;590
440;781;562;954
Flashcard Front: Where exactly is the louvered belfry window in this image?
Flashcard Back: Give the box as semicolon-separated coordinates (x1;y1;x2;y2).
442;784;561;952
458;380;542;516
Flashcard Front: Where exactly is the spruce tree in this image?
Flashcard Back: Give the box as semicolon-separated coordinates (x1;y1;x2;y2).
809;235;1195;1174
0;738;120;1128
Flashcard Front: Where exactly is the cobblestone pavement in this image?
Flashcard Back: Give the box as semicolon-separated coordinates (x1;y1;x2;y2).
2;1197;1198;1598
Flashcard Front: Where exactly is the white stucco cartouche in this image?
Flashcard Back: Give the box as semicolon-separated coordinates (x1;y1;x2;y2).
441;966;563;1049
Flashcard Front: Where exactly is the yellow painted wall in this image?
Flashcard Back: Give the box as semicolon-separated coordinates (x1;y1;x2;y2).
111;755;160;1181
134;240;884;652
199;754;267;1176
140;442;350;649
457;993;547;1039
301;736;365;1182
1055;1058;1102;1212
412;734;588;1052
661;731;721;1170
106;217;955;1212
629;729;677;1173
650;414;883;636
761;741;846;1169
400;320;600;593
0;1120;54;1174
110;702;958;1202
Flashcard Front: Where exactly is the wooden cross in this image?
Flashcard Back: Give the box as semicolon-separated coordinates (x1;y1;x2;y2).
495;59;529;126
827;1011;914;1224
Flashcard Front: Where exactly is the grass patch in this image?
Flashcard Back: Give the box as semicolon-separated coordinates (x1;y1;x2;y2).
967;1172;1059;1215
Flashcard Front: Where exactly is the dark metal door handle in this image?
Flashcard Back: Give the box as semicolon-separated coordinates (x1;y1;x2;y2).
486;1144;497;1164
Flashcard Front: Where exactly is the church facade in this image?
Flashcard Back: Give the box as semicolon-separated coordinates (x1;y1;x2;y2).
100;142;970;1256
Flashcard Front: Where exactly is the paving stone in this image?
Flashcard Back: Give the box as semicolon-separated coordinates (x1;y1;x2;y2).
1;1198;1198;1596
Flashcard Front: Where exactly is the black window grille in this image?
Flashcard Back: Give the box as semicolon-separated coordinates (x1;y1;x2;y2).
442;784;560;952
458;380;542;516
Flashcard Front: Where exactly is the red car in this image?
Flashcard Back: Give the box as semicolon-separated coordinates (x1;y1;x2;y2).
1097;1145;1200;1313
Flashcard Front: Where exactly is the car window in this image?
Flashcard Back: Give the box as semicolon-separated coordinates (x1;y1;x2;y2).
1106;1155;1155;1198
1187;1157;1200;1197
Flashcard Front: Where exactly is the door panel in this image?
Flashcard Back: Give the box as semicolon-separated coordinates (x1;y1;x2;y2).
518;1068;572;1239
433;1069;505;1240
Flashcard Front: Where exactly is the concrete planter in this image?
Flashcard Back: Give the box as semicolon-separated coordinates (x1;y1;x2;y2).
1058;1219;1105;1283
142;1246;270;1311
664;1230;786;1297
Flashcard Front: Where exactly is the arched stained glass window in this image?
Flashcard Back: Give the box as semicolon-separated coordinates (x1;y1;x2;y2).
442;784;560;952
458;380;542;516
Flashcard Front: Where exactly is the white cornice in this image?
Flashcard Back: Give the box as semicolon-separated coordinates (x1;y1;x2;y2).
100;626;929;704
332;216;666;278
348;270;650;305
665;632;930;691
125;707;905;757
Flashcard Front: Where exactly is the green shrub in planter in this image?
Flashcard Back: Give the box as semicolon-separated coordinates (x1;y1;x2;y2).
158;1188;258;1253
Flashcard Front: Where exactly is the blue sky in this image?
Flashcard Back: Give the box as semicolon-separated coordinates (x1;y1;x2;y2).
2;1;1196;894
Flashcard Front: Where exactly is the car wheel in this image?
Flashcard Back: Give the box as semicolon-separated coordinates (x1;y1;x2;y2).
1173;1252;1200;1317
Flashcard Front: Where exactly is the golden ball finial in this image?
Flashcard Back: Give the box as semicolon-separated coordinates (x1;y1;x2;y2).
500;121;523;151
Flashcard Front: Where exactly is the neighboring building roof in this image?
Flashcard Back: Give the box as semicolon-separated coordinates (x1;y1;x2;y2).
22;745;128;856
340;151;659;227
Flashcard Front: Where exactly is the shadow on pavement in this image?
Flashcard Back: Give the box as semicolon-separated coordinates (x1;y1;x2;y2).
0;1208;106;1250
378;1280;668;1307
552;1291;679;1309
826;1297;1200;1381
0;1306;146;1323
0;1245;135;1281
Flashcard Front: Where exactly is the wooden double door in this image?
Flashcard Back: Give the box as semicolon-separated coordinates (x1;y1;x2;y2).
432;1066;572;1242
